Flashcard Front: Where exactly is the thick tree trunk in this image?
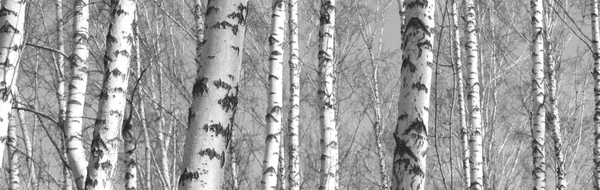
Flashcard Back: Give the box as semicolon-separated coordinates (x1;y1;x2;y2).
8;107;19;190
261;0;286;189
178;0;248;189
318;1;338;189
65;0;90;189
0;0;26;168
530;0;546;189
391;1;434;189
84;0;136;189
464;0;483;189
592;0;600;187
450;0;470;188
287;0;301;189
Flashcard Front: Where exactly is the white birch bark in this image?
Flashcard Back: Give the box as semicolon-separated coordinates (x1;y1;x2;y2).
392;0;434;189
287;0;300;189
544;11;565;189
450;0;470;187
464;0;483;189
123;23;140;190
592;0;600;187
277;134;286;190
0;0;26;168
16;99;34;189
530;0;546;189
8;107;19;190
65;0;90;188
84;0;136;189
261;0;286;189
178;0;248;189
318;1;338;189
55;1;72;189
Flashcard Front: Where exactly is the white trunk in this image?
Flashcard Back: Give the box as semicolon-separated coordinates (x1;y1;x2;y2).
451;1;470;188
287;0;301;189
592;0;600;187
230;128;240;190
123;23;141;190
65;0;90;189
318;1;338;190
261;0;286;189
85;1;136;189
464;0;483;189
530;0;546;189
0;0;26;168
277;133;286;190
178;0;248;189
16;100;34;189
55;0;71;190
8;108;19;190
392;1;434;189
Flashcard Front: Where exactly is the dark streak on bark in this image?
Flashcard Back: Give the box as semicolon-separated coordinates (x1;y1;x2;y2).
192;77;209;97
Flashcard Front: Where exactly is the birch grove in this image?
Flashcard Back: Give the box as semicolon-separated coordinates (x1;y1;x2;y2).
3;0;600;189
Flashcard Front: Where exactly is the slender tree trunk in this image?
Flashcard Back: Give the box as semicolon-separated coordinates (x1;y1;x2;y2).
8;106;19;190
318;1;338;190
16;99;34;189
464;0;483;189
230;128;240;190
261;0;286;189
592;0;600;187
277;133;286;190
287;0;301;189
530;0;546;189
544;9;565;190
84;0;136;189
0;0;26;168
123;21;141;190
450;0;470;188
178;0;248;189
65;0;90;189
135;9;151;190
391;0;434;189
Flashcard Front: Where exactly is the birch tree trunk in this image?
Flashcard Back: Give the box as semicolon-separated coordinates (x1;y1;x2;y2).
65;0;90;188
450;0;470;188
123;24;140;189
287;0;301;189
544;7;565;189
0;0;26;168
464;0;483;189
84;0;136;189
178;0;248;189
318;1;338;189
277;134;286;190
530;0;546;189
8;107;19;190
261;0;286;189
16;99;34;189
592;0;600;187
392;0;434;189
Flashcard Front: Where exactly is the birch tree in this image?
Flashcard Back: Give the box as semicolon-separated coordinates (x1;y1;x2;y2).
592;0;600;187
64;0;90;189
287;0;301;188
261;0;286;189
178;0;248;189
8;106;19;189
0;0;26;167
530;0;546;189
464;0;483;189
450;0;470;187
318;1;338;189
84;0;136;189
392;0;434;189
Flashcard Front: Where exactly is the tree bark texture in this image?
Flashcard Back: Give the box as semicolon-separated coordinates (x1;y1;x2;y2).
530;0;546;189
287;0;301;188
